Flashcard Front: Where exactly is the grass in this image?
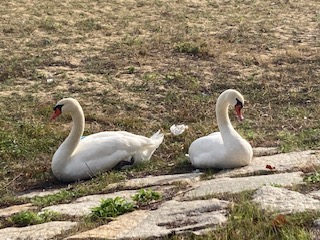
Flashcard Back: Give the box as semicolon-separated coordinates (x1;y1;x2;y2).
8;210;60;227
169;191;320;240
304;172;320;184
89;189;161;221
0;0;319;238
131;188;161;205
219;195;319;240
89;197;135;221
31;190;79;207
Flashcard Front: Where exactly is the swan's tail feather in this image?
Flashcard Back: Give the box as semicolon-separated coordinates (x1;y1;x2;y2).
133;130;164;163
150;129;164;147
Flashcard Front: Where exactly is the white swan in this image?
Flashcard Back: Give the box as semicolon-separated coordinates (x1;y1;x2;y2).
188;89;253;169
50;98;164;182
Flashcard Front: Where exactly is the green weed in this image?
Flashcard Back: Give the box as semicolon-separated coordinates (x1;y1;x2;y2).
31;190;77;207
174;41;204;55
8;210;59;227
304;172;320;184
89;197;135;220
132;188;161;204
127;66;135;74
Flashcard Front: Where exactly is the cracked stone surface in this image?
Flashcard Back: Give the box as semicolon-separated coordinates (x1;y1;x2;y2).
42;186;174;217
19;189;63;198
252;147;280;157
42;190;139;217
215;150;320;178
308;190;320;200
67;198;229;239
0;203;37;218
105;172;202;191
252;186;320;214
0;221;77;240
180;172;304;200
1;149;319;240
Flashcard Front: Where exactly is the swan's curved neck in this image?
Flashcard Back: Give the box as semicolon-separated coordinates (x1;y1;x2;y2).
216;100;234;134
52;106;84;167
215;94;242;146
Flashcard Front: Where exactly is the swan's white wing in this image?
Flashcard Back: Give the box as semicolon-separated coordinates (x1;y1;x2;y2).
76;134;153;162
188;132;225;168
83;131;151;141
80;130;163;162
61;135;154;180
208;132;221;137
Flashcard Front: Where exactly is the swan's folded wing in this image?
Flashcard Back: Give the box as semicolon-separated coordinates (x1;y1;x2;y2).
188;133;225;168
208;132;220;137
67;134;155;174
75;134;153;160
83;131;151;141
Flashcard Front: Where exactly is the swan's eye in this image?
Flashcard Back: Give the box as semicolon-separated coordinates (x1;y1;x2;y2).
235;98;243;108
53;104;63;111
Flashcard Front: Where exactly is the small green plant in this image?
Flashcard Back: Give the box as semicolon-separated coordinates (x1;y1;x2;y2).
31;190;77;207
304;172;320;183
127;66;135;74
175;41;205;55
132;188;161;204
270;183;283;187
8;210;59;227
9;211;42;226
90;197;135;220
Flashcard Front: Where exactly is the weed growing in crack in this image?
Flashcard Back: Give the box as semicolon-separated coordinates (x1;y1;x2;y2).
88;189;162;221
304;172;320;184
89;197;135;220
8;210;59;227
131;188;161;204
31;190;77;207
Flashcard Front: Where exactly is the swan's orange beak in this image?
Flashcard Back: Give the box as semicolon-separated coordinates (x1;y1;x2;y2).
50;108;61;121
235;105;244;121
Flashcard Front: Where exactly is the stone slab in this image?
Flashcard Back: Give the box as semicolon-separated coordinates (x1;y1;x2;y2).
19;189;63;198
0;221;77;240
252;147;280;157
180;172;304;200
67;198;229;239
253;186;320;214
215;150;320;178
308;190;320;200
105;172;202;191
0;203;37;218
42;190;138;217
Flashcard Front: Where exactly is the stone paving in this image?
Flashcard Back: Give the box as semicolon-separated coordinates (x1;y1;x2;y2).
0;149;319;239
67;199;230;239
253;186;320;214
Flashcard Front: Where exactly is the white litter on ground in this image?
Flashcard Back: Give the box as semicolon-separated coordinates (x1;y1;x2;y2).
170;124;188;136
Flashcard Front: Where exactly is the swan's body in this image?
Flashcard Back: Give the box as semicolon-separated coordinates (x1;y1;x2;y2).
188;89;253;169
51;98;164;182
